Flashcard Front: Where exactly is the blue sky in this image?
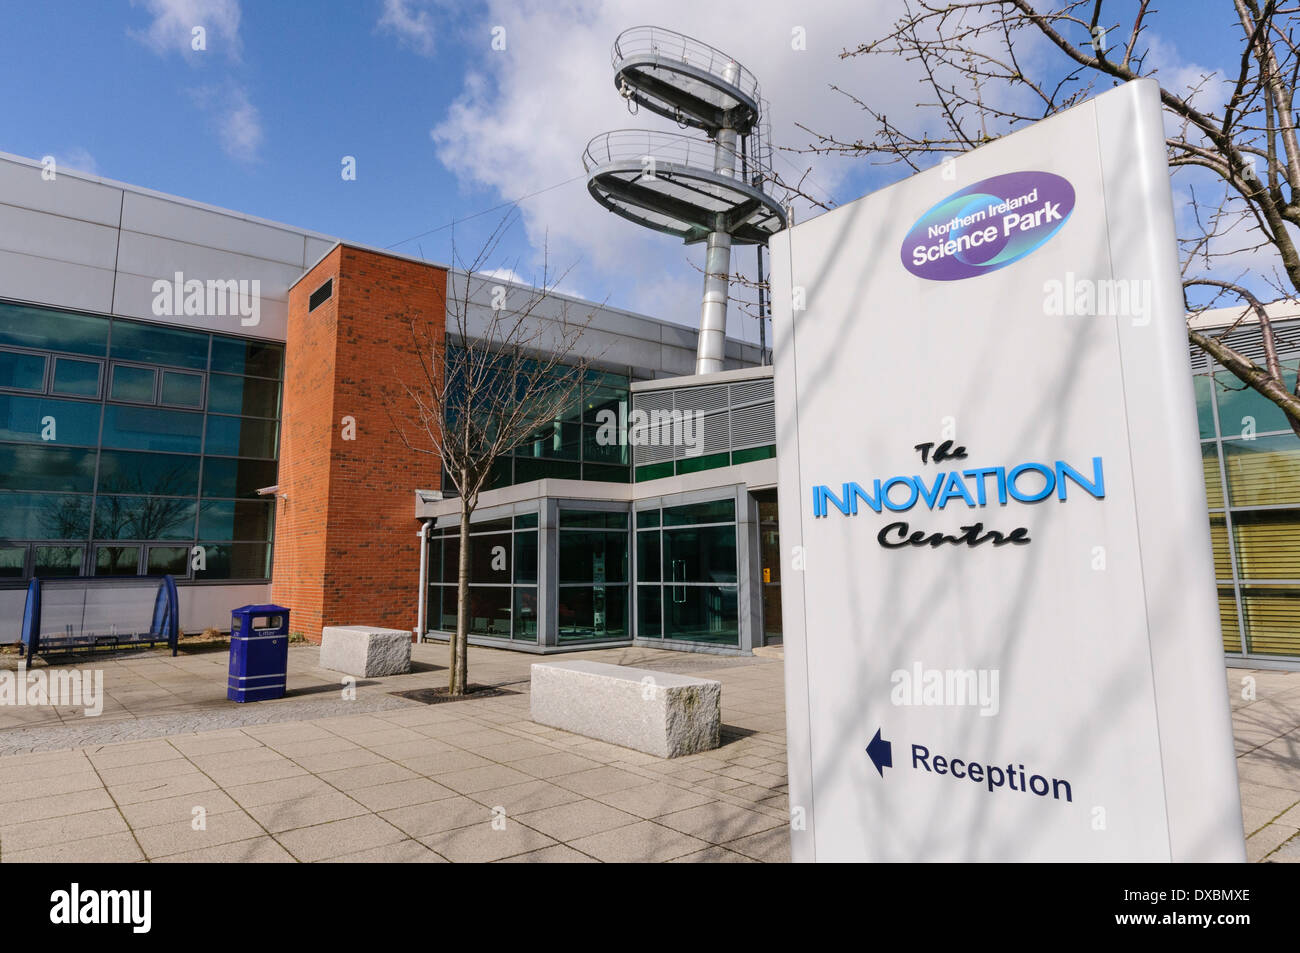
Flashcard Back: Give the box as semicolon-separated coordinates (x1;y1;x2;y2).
0;1;1274;332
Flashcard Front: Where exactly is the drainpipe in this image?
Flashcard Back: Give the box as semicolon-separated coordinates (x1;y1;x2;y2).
416;520;431;643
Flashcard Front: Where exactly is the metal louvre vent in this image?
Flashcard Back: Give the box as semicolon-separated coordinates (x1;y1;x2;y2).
632;390;674;415
730;379;773;407
699;409;731;454
1189;318;1300;371
731;401;775;448
673;384;729;414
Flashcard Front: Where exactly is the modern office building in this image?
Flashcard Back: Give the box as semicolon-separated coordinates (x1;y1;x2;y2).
0;150;1295;667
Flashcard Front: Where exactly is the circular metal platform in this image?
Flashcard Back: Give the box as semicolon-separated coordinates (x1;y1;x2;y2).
612;26;760;134
583;129;786;246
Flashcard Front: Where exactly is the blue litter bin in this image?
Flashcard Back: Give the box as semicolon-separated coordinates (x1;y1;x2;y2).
228;604;289;702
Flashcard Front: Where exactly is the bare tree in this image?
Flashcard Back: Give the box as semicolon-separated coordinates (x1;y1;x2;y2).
390;213;597;695
778;0;1300;433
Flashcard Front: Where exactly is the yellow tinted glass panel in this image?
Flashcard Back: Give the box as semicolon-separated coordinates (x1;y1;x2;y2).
1223;435;1300;507
1242;587;1300;656
1219;588;1241;653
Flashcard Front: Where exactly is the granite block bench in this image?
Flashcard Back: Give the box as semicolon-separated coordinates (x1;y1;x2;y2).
530;660;721;758
320;626;412;678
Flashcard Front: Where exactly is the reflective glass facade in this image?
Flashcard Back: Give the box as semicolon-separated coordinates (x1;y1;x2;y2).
0;300;281;583
635;498;739;646
427;513;539;640
1197;361;1300;658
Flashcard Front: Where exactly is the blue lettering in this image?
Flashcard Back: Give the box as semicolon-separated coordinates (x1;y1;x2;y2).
851;480;883;514
917;472;946;508
937;471;976;508
1008;462;1055;503
882;477;919;512
1055;457;1105;500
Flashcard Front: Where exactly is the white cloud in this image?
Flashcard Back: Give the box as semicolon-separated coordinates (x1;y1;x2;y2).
378;0;439;56
191;84;263;163
130;0;242;58
426;1;924;334
52;148;100;177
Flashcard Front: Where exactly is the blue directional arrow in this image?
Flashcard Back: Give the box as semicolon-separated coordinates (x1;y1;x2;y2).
866;728;892;777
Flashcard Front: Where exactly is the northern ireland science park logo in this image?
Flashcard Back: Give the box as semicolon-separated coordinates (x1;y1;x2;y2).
901;171;1075;281
811;438;1105;549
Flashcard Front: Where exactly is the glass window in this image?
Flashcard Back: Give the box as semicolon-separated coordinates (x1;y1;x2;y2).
52;358;102;397
513;588;538;641
0;545;25;578
515;420;580;460
1231;509;1300;580
583;424;628;465
146;545;190;576
0;350;46;390
557;584;629;642
559;529;628;583
0;445;95;492
194;541;271;579
161;370;204;408
466;586;513;637
98;450;201;497
110;364;156;403
201;457;277;498
637;584;662;638
110;320;208;370
1215;363;1299;437
102;405;203;453
94;496;196;540
514;531;538;584
636;508;660;528
0;395;100;446
1194;375;1216;439
637;530;660;582
664;585;738;645
95;545;140;575
1203;442;1223;508
1241;585;1300;656
663;524;737;584
663;498;736;526
205;415;278;458
514;512;538;529
583;385;626;425
0;303;108;356
207;373;279;417
559;510;628;530
210;337;283;378
1223;435;1300;507
1219;587;1242;653
513;457;580;482
34;545;83;577
198;499;274;541
0;492;91;538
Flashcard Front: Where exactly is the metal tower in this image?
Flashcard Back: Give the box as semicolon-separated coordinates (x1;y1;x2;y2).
584;26;786;374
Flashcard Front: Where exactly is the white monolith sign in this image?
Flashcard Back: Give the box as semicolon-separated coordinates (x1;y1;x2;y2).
770;79;1244;861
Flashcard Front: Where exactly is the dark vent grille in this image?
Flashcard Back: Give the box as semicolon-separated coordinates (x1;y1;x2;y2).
308;278;333;312
1190;318;1300;371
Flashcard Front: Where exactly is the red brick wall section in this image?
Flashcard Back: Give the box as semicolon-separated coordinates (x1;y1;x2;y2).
274;245;446;642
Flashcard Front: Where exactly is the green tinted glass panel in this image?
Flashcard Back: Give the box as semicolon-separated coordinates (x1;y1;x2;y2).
52;358;101;396
635;462;673;482
637;585;662;638
583;424;628;465
515;421;580;459
198;499;274;540
0;546;24;578
161;371;203;408
34;546;83;577
663;498;736;526
0;493;91;538
95;545;140;575
1223;435;1300;507
98;450;200;496
513;458;580;482
194;542;271;579
102;405;203;453
1194;375;1216;439
0;350;45;390
110;365;156;402
583;386;627;425
200;457;277;498
94;496;196;540
204;415;278;458
581;463;630;483
0;395;100;445
110;320;208;370
514;512;538;529
1215;362;1299;437
675;451;730;476
636;509;660;528
556;585;629;641
0;445;95;492
207;373;279;417
732;444;776;465
0;303;108;356
210;337;283;378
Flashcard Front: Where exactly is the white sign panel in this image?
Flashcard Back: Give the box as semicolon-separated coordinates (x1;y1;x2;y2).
770;80;1244;862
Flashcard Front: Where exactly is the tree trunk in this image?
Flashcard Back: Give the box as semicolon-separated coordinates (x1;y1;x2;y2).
452;497;472;696
1189;328;1300;439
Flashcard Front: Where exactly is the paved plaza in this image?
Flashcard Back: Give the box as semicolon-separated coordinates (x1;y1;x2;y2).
0;642;1296;862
